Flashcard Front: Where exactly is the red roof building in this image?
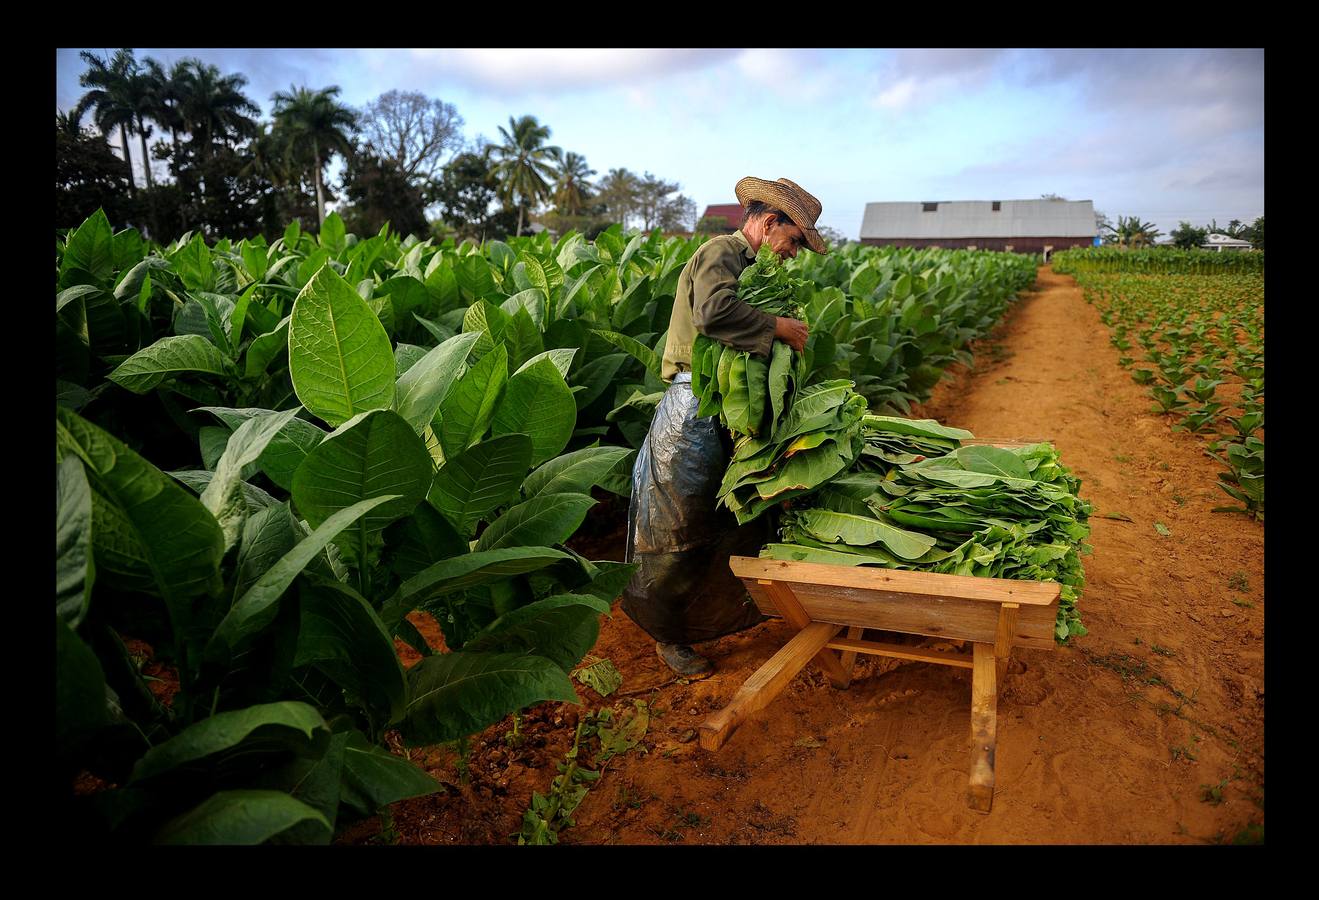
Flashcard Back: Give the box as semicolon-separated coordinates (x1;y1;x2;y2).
697;203;744;233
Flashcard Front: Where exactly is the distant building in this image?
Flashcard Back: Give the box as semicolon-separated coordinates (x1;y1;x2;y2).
1200;233;1254;252
697;203;744;234
859;199;1097;260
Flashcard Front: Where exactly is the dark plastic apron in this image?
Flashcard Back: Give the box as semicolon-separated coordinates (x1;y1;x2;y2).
621;373;770;645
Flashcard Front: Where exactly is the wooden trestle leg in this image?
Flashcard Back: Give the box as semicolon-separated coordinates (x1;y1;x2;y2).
967;641;998;812
699;622;842;751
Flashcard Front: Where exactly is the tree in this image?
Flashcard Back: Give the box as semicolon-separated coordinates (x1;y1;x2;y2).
696;215;730;234
657;193;697;233
73;49;141;197
487;115;561;238
142;56;198;174
1095;210;1113;240
178;61;261;165
1169;221;1209;250
1110;215;1162;249
271;85;358;228
595;168;640;230
339;151;429;239
357;90;464;185
429;151;516;242
1246;216;1264;251
56;113;137;229
817;225;849;249
551;150;596;217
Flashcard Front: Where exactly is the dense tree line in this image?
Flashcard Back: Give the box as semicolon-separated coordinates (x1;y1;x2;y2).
58;49;700;244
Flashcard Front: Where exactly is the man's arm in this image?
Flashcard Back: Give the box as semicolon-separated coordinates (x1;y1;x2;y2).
690;244;793;356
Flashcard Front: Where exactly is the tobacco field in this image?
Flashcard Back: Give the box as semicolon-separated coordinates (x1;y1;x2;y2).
56;209;1049;844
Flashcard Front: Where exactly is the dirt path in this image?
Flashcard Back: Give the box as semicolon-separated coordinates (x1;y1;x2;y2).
366;266;1264;845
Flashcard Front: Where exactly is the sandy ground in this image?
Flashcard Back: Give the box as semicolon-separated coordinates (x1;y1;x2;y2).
360;266;1264;845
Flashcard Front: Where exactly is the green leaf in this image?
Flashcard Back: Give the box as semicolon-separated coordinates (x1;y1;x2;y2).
55;407;223;603
56;455;96;628
570;353;628;411
107;335;229;394
56;618;109;758
291;410;433;558
491;356;577;466
197;407;327;493
515;347;576;379
208;496;396;660
318;212;346;254
245;315;291;379
61;209;116;285
462;300;512;362
573;657;622;697
289;265;396;427
953;445;1030;479
1154;522;1171;536
393;331;481;433
427;433;532;535
474;493;597;551
295;581;408;724
465;594;609;672
438;344;508;459
594;329;662;381
501;288;547;330
505;306;544;371
863;415;975;441
791;508;937;560
383;547;572;630
521;446;633;500
339;730;443;815
387;501;467;582
398;651;578;746
155;790;331;845
233;502;306;601
131;701;328;784
200;409;301;551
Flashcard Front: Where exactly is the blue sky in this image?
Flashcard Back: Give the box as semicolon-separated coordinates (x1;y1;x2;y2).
56;48;1264;240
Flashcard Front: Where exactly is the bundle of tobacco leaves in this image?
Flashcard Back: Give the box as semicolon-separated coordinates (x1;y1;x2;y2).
717;379;867;525
692;244;807;438
762;418;1092;641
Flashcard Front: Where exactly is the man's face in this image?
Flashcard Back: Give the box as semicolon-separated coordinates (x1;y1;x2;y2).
764;215;806;259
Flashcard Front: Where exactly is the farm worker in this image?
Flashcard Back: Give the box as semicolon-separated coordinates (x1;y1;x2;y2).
622;176;829;675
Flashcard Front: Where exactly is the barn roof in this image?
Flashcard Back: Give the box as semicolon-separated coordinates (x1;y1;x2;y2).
1202;233;1253;248
700;203;744;224
860;199;1097;239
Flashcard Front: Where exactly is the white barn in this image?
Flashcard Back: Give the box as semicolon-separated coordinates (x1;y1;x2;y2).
860;199;1097;260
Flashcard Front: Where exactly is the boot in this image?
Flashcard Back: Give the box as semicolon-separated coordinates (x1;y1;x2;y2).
656;641;713;676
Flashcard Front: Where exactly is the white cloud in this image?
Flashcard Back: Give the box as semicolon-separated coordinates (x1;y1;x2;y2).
733;49;844;102
384;48;735;95
872;76;918;110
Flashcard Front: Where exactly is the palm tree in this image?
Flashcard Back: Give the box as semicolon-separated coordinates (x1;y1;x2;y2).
180;61;261;164
271;85;358;227
487;115;561;237
595;168;640;231
551;150;596;217
73;49;140;196
1110;215;1162;249
142;56;197;173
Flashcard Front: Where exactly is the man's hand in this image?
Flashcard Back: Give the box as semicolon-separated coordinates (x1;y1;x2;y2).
774;316;809;352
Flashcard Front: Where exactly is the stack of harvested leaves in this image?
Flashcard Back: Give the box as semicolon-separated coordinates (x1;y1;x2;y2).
762;417;1092;641
717;379;867;525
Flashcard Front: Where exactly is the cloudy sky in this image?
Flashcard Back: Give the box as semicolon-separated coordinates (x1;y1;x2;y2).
56;48;1264;240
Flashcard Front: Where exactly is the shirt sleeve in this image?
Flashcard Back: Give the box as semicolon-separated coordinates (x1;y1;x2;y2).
689;243;777;358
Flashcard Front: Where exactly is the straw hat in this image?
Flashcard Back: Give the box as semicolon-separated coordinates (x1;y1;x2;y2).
734;176;828;254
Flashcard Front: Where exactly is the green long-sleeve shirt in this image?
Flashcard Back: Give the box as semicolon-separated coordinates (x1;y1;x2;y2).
661;230;777;383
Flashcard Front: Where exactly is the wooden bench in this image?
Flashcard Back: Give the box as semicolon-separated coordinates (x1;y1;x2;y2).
699;556;1061;812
